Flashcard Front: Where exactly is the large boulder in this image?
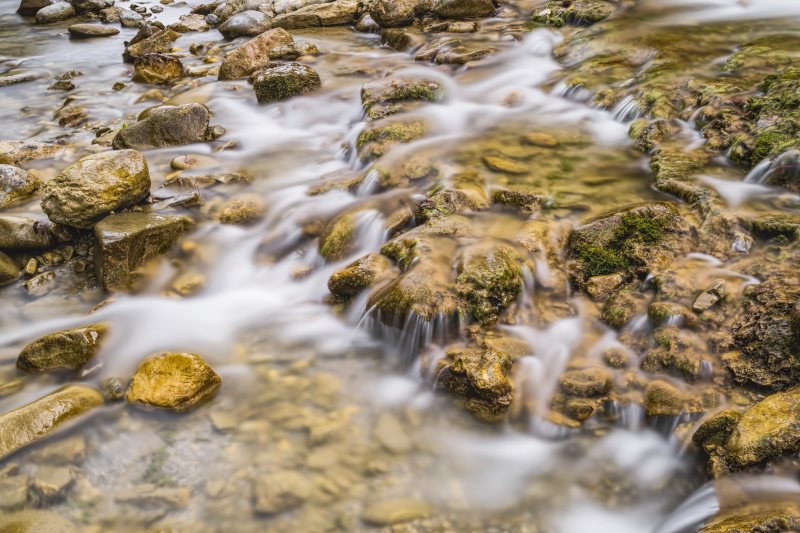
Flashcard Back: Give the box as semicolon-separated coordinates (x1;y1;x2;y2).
34;2;75;23
126;352;221;411
218;10;270;39
368;0;425;28
0;385;103;461
431;0;494;19
218;28;294;80
17;325;109;373
0;215;56;250
252;63;321;103
132;53;185;84
94;212;192;292
112;104;211;150
41;150;151;229
0;164;38;209
272;0;358;29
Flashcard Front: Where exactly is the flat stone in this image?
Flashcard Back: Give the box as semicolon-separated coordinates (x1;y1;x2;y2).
68;23;120;37
112;103;210;150
253;470;313;515
0;510;78;533
361;498;433;526
272;0;358;29
0;216;56;251
17;324;109;373
0;141;61;165
126;352;221;411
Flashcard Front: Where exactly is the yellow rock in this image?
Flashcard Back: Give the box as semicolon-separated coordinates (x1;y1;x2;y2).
126;352;221;412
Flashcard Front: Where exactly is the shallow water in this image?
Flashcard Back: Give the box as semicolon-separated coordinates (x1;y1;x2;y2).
2;0;800;531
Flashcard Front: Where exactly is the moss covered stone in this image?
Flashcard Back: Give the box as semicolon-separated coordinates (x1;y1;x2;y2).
559;367;612;397
328;253;396;302
361;78;440;120
641;327;706;379
455;244;523;325
532;0;615;27
318;209;362;262
356;119;426;163
17;324;109;373
252;63;322;104
126;352;221;412
0;250;19;285
436;345;513;421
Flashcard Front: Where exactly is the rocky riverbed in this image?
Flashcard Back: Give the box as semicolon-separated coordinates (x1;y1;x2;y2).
1;0;800;531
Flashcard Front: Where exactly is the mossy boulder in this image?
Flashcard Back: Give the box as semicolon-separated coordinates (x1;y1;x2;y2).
0;385;104;461
432;0;494;19
0;250;19;285
368;261;459;324
112;104;212;150
318;209;363;262
532;0;615;27
218;28;294;80
217;193;266;225
252;63;322;103
356;119;427;163
642;327;706;379
455;243;523;325
41;150;150;229
0;164;38;209
361;78;440;120
17;325;109;373
328;253;397;302
692;409;741;451
133;53;185;85
0;215;56;251
126;352;221;411
559;367;613;397
94;212;193;292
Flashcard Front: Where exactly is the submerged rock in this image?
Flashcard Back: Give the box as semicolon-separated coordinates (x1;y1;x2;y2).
0;164;38;209
94;212;193;292
253;470;313;515
217;193;266;225
132;53;185;85
0;251;19;285
112;104;211;150
218;28;294;80
0;385;103;461
559;367;613;397
361;498;433;526
41;150;150;229
252;63;321;103
0;510;78;533
17;324;109;373
126;352;221;411
272;0;358;29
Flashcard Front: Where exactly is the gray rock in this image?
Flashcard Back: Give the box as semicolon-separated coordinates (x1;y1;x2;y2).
218;10;270;39
0;164;38;209
132;53;185;84
71;0;114;12
67;23;120;37
120;8;143;27
0;216;56;250
253;63;321;103
34;2;75;23
112;103;211;150
272;0;358;28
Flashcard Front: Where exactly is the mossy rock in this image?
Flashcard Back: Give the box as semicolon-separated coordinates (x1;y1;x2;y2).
0;250;20;285
600;285;642;329
431;0;495;19
559;367;612;397
17;324;109;373
455;243;523;325
699;503;800;533
532;0;616;27
367;261;460;324
252;63;322;104
318;209;363;262
641;327;706;379
126;352;221;412
217;194;266;225
356;119;427;163
361;78;440;120
0;215;57;251
328;253;397;302
692;409;741;451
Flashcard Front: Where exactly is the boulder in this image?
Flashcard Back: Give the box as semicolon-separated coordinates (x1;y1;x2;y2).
0;164;38;209
268;42;320;60
18;0;51;15
72;0;113;12
698;503;800;533
368;0;423;28
455;243;522;325
218;10;270;39
41;150;151;229
0;216;56;250
252;63;321;103
356;119;427;163
0;251;19;285
559;367;613;397
360;78;440;119
273;0;327;14
218;28;294;80
67;23;120;37
133;53;185;84
0;510;78;533
17;324;109;373
171;13;209;32
119;8;143;27
112;104;211;150
272;0;358;29
123;28;180;62
0;385;103;461
431;0;494;19
328;253;397;302
94;212;192;292
34;2;75;23
126;352;221;411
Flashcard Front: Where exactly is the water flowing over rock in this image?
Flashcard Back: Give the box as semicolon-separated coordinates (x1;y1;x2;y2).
126;352;221;411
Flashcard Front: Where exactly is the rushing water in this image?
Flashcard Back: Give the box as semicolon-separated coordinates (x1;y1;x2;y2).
2;0;800;531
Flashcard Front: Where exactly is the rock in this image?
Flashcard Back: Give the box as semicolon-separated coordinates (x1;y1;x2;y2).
171;13;209;32
328;253;396;302
0;251;19;285
559;367;612;397
120;8;143;27
113;104;211;150
374;412;412;453
272;0;358;29
218;10;270;39
361;498;433;526
522;131;558;147
29;466;74;504
368;0;423;28
133;54;185;84
124;28;180;62
532;0;615;27
253;471;313;515
34;2;75;23
127;352;220;411
24;272;56;297
0;385;103;461
455;244;522;325
252;63;321;103
585;273;625;301
0;216;56;250
0;164;38;209
274;0;327;14
643;380;706;417
94;212;192;292
217;193;265;225
268;42;320;60
491;188;542;212
361;78;440;120
0;72;38;87
431;0;494;19
41;150;150;229
17;325;108;373
436;346;513;421
356;119;427;163
67;23;120;37
692;409;741;450
18;0;50;16
0;475;28;511
0;140;60;165
355;13;380;32
170;154;218;170
642;327;706;379
0;510;78;533
318;209;363;261
72;0;113;13
693;280;726;312
482;155;529;174
217;28;294;80
698;503;800;533
600;286;641;329
647;301;697;329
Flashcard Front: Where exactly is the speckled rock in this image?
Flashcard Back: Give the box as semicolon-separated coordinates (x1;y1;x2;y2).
272;0;358;29
132;53;185;85
17;324;109;372
252;63;321;103
218;28;294;80
35;2;75;23
218;10;270;39
0;164;38;209
328;253;397;302
0;216;56;250
126;352;221;411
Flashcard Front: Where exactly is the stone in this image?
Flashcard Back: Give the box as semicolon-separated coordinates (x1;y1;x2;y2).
24;272;56;297
253;470;313;515
171;13;209;32
29;466;74;504
436;346;513;421
455;244;522;325
124;28;180;62
41;150;150;229
368;0;422;28
34;2;75;23
17;325;108;373
522;131;558;147
218;10;270;39
120;8;143;27
217;193;266;225
252;63;321;103
490;188;542;212
361;78;440;119
133;54;185;85
0;385;103;461
0;73;38;87
559;367;612;397
18;0;50;15
268;42;320;60
0;475;28;511
432;0;494;19
585;273;625;301
532;0;615;27
0;510;78;533
699;503;800;533
328;253;396;302
374;412;412;453
642;327;706;379
0;251;20;285
693;280;726;312
482;155;528;174
0;216;56;251
647;301;697;329
113;104;211;150
218;28;294;80
0;141;60;165
274;0;327;14
94;212;192;292
357;119;427;163
72;0;113;12
0;164;38;209
272;0;358;29
318;208;362;261
361;498;433;526
601;286;641;329
126;352;221;411
67;23;120;37
170;154;218;170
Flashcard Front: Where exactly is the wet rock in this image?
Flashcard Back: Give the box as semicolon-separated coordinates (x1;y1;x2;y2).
381;29;423;51
217;193;265;225
0;164;38;209
532;0;615;27
491;188;542;213
72;0;113;13
522;132;558;147
170;154;218;170
126;352;221;411
431;0;495;19
698;502;800;533
0;474;28;511
693;280;726;313
252;63;321;103
120;8;143;27
318;209;362;261
647;301;697;329
643;380;707;417
415;39;494;65
356;119;427;163
124;28;180;62
436;346;513;421
482;155;529;174
0;385;103;461
41;150;150;229
171;13;209;32
35;2;75;23
642;327;707;379
18;0;50;15
29;466;74;504
133;53;185;85
253;470;313;515
17;324;108;373
692;409;741;451
217;28;294;80
361;78;440;120
585;273;625;301
0;251;19;285
361;498;433;526
455;243;522;325
24;272;56;297
274;0;328;14
368;260;459;322
0;510;78;533
269;41;320;60
67;23;120;37
272;0;358;28
0;140;60;165
113;103;211;150
559;367;612;397
0;72;38;87
373;412;412;453
94;212;192;292
218;10;270;39
328;253;396;302
424;20;479;32
368;0;423;28
600;285;641;329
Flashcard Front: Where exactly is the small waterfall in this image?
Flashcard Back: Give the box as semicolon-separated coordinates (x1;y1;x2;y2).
612;95;642;122
743;149;800;185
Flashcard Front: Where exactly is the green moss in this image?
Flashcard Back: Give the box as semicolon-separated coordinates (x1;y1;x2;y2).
619;212;664;243
751;131;795;165
570;241;629;278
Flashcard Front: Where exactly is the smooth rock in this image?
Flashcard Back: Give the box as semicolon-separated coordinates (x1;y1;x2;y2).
361;498;433;526
67;23;119;37
17;324;108;373
218;10;270;39
0;140;60;165
126;352;221;411
0;251;19;285
18;0;51;16
252;63;321;103
368;0;422;28
171;12;209;32
0;164;38;209
112;103;211;150
0;510;78;533
34;2;75;23
0;216;55;250
217;193;265;225
253;470;313;515
272;0;358;29
217;27;293;80
432;0;494;18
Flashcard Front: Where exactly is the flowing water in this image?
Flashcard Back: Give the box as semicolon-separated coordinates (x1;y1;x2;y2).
2;0;800;531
